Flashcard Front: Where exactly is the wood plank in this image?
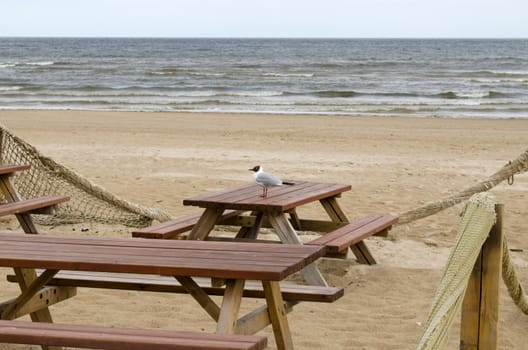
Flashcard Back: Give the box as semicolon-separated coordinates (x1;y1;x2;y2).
184;182;313;207
0;320;268;350
132;210;244;239
306;214;382;246
0;164;30;176
0;196;70;217
183;182;350;212
263;183;339;207
0;231;320;253
183;183;256;203
0;233;325;281
315;215;398;252
0;241;315;266
8;271;343;302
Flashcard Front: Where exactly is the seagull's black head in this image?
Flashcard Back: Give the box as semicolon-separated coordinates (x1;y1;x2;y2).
249;165;261;172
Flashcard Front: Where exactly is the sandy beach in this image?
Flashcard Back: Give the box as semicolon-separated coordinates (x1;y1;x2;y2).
0;110;527;349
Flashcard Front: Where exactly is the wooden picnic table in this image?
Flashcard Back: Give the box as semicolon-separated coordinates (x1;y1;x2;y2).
182;181;358;286
0;232;326;350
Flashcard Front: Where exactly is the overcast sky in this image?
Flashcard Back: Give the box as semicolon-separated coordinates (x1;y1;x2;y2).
1;0;527;38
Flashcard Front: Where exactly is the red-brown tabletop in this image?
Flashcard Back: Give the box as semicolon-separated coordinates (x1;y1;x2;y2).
183;181;351;213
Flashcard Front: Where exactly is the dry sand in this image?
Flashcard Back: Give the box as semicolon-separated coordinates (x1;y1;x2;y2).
0;110;527;349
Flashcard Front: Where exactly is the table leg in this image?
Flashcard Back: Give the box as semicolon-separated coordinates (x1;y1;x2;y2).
216;279;245;334
262;281;294;350
266;212;328;286
188;207;225;240
320;197;377;264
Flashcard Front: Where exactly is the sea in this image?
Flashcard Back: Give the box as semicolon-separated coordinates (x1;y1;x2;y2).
1;38;527;118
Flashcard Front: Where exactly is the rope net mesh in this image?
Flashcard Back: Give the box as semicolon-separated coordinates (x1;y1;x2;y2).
0;124;172;227
416;192;497;350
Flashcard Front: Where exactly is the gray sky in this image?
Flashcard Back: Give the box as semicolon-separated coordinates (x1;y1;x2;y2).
1;0;526;38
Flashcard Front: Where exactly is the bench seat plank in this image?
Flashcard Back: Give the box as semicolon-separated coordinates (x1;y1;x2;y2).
0;165;31;176
0;196;70;217
7;271;343;303
307;214;398;253
132;209;244;239
0;320;267;350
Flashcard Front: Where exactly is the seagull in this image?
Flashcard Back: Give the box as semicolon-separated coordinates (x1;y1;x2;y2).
249;165;294;198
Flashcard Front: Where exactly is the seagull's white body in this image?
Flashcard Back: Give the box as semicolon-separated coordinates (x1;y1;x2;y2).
249;165;293;197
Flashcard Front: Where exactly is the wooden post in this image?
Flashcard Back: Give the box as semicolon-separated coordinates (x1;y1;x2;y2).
460;204;503;350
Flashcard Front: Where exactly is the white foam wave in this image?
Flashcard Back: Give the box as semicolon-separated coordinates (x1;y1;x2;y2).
189;72;227;77
26;61;55;66
0;86;23;91
262;72;314;78
229;91;283;97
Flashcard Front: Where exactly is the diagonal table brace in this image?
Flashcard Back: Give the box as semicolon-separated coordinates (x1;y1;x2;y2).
174;276;221;321
2;269;59;320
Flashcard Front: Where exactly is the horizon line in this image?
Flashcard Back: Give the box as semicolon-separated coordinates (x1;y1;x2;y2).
1;36;527;40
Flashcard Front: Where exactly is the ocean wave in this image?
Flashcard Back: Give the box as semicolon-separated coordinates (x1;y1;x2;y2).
462;70;528;78
0;86;23;92
435;91;511;99
471;78;528;84
189;72;227;77
26;61;55;66
312;90;359;98
261;72;314;78
234;64;262;69
8;61;57;67
224;91;283;97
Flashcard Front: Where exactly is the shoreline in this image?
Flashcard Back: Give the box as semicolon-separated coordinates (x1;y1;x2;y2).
1;108;528;120
0;109;527;349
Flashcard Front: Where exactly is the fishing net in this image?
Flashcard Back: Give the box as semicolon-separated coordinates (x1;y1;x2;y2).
0;123;172;227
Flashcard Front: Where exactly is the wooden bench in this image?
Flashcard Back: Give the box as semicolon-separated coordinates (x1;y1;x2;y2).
0;195;70;217
8;271;343;303
132;209;244;239
0;164;70;218
0;320;267;350
0;233;332;350
306;214;399;262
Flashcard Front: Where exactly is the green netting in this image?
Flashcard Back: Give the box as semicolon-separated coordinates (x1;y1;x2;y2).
416;192;497;350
